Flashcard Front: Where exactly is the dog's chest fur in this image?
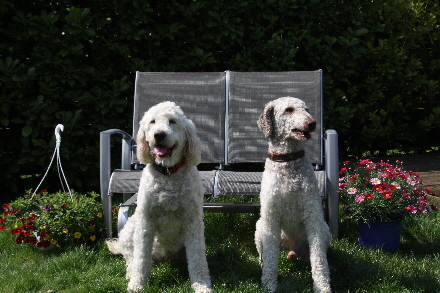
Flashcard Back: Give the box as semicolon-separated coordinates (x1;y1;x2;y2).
139;165;202;213
260;157;318;211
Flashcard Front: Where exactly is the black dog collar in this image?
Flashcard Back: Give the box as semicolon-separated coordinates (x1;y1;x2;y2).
267;150;305;162
153;158;186;176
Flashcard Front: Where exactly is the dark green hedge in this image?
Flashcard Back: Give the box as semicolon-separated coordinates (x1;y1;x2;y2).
1;0;439;200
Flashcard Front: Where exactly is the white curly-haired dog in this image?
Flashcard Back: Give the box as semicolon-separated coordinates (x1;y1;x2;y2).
118;101;212;293
255;97;331;293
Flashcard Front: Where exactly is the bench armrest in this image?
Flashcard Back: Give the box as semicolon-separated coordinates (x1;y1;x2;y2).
324;129;339;238
100;129;132;238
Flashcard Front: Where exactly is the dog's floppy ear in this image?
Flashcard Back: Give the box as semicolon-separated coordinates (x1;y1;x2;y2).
136;120;153;165
258;101;274;138
184;119;202;166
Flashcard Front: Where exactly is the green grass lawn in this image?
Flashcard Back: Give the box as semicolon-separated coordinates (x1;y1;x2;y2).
0;211;439;293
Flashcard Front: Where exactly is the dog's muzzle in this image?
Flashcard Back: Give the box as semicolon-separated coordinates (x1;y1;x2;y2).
153;131;174;157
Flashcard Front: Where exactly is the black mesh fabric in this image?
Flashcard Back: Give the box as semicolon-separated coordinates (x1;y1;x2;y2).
228;71;323;165
133;72;227;164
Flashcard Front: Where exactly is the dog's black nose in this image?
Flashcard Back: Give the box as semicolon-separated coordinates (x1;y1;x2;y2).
154;131;167;141
308;121;316;132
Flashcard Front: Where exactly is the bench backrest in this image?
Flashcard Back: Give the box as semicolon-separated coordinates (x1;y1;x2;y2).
134;72;227;163
133;70;323;166
228;71;322;165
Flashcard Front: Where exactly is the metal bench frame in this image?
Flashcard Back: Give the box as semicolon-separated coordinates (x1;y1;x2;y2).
100;70;339;238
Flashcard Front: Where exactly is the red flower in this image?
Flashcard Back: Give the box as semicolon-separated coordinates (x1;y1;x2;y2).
89;220;96;226
382;191;393;199
9;229;16;235
339;168;346;174
2;204;8;210
424;188;432;194
27;236;38;244
40;189;48;193
349;174;359;181
0;217;3;224
4;211;9;216
40;231;47;239
15;237;23;244
61;204;67;209
0;226;5;231
365;193;375;200
408;171;419;177
37;240;50;248
23;231;30;237
373;184;383;191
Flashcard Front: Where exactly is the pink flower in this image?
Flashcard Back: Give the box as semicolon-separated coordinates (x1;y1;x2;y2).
401;190;411;199
355;194;365;203
405;205;417;214
338;183;347;192
370;178;381;185
347;187;357;194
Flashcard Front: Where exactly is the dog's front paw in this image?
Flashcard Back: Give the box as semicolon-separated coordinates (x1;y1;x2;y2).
262;278;277;293
191;282;212;293
127;280;145;292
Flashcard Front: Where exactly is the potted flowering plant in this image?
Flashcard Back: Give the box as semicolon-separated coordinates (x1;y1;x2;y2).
0;190;105;249
339;159;435;251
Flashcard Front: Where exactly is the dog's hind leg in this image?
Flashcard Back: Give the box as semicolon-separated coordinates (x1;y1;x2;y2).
255;218;264;265
119;214;137;280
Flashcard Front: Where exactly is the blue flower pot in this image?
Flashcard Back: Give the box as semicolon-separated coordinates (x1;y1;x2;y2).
358;220;402;252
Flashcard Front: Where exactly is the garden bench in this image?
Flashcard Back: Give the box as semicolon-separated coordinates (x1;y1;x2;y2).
100;70;339;238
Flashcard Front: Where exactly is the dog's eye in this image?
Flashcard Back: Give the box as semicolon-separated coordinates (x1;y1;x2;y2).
284;107;295;114
150;120;155;124
169;119;176;124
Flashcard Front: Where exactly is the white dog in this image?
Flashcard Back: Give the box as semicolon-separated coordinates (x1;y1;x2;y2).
255;97;331;293
118;101;212;293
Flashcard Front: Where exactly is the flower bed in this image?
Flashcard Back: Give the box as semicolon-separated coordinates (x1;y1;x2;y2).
339;159;436;222
1;190;106;248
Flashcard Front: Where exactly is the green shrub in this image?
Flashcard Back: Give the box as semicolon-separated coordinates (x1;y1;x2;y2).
1;0;439;200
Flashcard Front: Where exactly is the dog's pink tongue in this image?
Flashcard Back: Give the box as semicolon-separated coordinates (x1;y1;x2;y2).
154;146;168;156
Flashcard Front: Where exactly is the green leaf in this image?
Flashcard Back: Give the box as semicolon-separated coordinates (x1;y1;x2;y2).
0;117;9;126
12;75;22;82
22;125;33;137
356;28;369;36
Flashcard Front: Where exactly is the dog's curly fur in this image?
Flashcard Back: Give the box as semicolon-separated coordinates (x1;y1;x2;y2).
118;101;212;293
255;97;331;293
